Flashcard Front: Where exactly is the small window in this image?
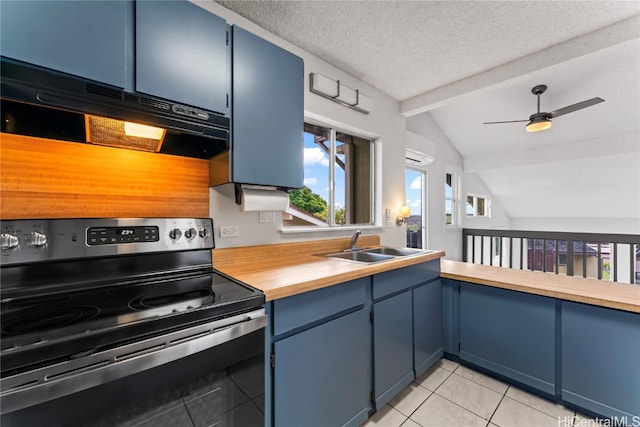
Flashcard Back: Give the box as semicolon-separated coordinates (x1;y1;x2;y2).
445;171;458;227
466;194;490;217
494;237;501;257
284;122;374;227
558;254;567;266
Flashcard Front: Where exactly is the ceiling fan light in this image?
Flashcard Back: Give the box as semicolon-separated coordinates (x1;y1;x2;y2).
526;118;552;132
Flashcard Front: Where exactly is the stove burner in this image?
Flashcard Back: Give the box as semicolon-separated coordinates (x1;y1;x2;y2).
1;294;72;308
1;306;100;336
129;289;214;312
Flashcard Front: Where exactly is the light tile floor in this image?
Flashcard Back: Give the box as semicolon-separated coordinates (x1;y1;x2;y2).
361;359;589;427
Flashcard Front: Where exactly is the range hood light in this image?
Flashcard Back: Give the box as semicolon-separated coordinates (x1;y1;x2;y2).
124;122;165;140
85;115;166;152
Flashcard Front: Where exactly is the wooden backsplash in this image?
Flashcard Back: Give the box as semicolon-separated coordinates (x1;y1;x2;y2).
0;133;211;219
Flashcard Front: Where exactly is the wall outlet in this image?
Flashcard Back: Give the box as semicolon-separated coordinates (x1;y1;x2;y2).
385;208;393;227
219;225;240;238
259;211;275;223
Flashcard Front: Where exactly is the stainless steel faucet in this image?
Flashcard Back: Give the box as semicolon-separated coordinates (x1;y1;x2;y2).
349;230;362;251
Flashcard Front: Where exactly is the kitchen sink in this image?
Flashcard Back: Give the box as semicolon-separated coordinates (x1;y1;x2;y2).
322;251;397;263
362;247;432;257
320;247;433;263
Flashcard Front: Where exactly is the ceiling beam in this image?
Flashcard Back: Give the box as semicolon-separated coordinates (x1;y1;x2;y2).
400;15;640;117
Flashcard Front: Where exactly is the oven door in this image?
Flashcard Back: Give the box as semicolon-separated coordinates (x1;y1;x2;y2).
1;309;266;427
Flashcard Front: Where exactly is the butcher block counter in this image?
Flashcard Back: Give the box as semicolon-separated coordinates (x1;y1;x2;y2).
213;235;444;301
214;236;639;311
441;259;640;313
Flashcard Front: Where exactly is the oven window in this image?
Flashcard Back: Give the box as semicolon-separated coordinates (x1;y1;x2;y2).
1;330;264;427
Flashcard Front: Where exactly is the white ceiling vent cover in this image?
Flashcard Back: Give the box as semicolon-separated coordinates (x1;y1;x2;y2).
406;148;433;167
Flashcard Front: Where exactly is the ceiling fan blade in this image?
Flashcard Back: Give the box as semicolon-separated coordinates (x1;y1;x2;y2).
548;97;604;118
483;120;529;124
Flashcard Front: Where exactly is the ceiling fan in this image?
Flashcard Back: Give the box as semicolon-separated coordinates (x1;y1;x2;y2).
483;84;605;132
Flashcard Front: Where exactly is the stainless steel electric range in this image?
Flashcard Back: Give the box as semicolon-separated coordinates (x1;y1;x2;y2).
0;218;266;427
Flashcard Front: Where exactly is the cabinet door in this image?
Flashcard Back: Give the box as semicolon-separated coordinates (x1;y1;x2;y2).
374;291;413;409
274;309;370;427
414;280;443;377
0;0;126;87
441;279;459;356
562;301;640;420
459;283;556;395
231;26;304;188
136;0;228;114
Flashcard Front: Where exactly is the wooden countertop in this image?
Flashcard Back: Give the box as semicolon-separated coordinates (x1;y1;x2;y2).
213;236;445;301
214;238;639;312
441;260;640;313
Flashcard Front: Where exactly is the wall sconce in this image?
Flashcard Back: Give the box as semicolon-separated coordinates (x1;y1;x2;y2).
309;73;373;114
396;205;411;225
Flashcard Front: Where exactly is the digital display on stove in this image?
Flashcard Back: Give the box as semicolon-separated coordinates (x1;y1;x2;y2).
87;226;159;245
117;228;135;236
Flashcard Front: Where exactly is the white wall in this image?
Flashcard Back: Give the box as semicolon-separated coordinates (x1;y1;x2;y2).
510;217;640;234
461;172;510;230
406;112;511;261
406;113;462;260
197;1;407;249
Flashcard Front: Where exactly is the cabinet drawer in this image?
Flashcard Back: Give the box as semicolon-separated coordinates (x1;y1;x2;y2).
373;261;439;301
273;277;368;336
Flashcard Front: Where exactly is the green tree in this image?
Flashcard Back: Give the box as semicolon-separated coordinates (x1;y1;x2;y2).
335;207;345;225
289;187;327;217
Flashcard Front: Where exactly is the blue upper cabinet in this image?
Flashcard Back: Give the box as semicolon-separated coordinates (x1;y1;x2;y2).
231;26;304;188
135;1;229;115
0;0;127;88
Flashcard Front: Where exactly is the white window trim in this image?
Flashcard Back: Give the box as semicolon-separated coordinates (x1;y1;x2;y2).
444;168;461;231
466;193;491;218
279;224;384;234
281;113;379;232
406;166;428;249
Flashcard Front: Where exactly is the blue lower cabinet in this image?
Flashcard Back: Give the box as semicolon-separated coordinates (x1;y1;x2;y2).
273;309;371;427
459;283;556;395
561;301;640;420
441;279;459;356
414;280;443;377
373;291;414;409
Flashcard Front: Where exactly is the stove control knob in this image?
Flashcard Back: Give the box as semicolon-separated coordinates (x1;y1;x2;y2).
26;231;47;248
184;228;197;240
198;228;209;239
168;228;182;241
1;233;19;250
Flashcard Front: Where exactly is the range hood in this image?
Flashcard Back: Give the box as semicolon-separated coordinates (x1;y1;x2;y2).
0;58;229;159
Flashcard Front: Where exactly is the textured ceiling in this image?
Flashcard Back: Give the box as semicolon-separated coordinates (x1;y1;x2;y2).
215;0;640;223
216;0;639;101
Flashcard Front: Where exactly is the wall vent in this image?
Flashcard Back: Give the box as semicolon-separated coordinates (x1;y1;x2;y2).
406;148;433;167
139;96;171;111
85;84;121;100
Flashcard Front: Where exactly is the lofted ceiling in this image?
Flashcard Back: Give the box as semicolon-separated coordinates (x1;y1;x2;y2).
215;0;640;223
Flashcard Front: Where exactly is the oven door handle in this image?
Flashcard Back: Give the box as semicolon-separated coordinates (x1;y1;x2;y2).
0;308;267;414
